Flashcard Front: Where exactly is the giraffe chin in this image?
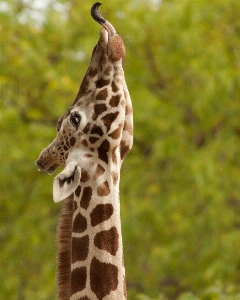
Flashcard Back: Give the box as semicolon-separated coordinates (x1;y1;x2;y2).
53;162;81;203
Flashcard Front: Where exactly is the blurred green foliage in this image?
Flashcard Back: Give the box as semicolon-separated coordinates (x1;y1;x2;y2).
1;0;240;299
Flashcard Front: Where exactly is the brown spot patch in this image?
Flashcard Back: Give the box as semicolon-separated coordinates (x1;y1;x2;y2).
93;164;105;180
70;137;76;147
98;139;110;164
94;227;119;255
79;297;90;300
126;105;133;115
88;67;98;77
93;103;108;121
90;204;114;227
72;235;89;263
123;121;133;135
112;146;118;164
66;140;70;147
89;137;99;144
71;266;87;296
111;172;118;185
83;122;91;134
109;123;123;140
75;185;81;198
109;94;121;107
120;140;130;160
101;112;119;132
81;139;88;147
97;181;110;197
97;78;110;89
90;257;118;299
80;169;90;183
72;213;87;233
80;186;92;210
80;77;89;94
96;88;108;101
104;66;112;76
73;200;78;212
91;125;104;136
112;81;118;93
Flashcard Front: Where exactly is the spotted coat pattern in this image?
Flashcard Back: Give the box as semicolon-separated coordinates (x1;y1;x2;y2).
36;26;133;300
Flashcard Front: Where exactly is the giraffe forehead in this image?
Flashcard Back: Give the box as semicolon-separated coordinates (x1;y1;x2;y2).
70;101;93;116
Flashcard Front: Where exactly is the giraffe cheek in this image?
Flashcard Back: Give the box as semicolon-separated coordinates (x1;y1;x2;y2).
70;137;76;147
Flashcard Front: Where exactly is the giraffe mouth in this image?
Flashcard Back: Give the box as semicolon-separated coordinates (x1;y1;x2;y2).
45;163;60;175
35;159;60;175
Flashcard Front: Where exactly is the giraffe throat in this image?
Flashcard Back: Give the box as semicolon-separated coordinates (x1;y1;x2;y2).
62;157;127;300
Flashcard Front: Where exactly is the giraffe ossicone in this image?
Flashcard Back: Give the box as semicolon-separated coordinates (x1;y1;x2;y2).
36;3;133;300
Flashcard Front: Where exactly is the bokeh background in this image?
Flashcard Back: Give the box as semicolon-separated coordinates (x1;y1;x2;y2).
1;0;240;299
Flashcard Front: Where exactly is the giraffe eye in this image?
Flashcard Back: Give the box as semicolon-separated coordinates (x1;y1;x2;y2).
70;112;81;128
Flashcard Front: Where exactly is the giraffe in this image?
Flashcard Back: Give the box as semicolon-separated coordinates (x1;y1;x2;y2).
35;3;133;300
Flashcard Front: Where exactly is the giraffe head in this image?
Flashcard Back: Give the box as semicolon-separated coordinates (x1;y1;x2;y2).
35;3;133;203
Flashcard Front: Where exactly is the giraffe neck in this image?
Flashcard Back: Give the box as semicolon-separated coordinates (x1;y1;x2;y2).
35;24;133;300
57;156;127;300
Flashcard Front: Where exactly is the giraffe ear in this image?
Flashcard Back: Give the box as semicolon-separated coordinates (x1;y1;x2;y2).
53;162;81;203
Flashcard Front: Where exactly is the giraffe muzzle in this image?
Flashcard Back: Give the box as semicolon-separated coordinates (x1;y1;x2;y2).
35;148;60;175
35;158;59;175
